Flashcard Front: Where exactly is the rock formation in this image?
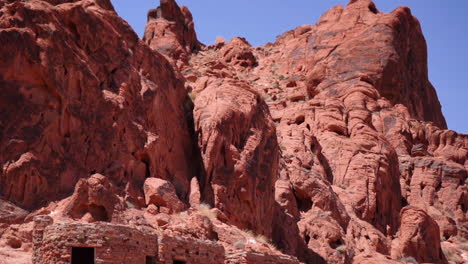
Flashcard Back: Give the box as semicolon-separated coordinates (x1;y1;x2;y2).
0;0;196;211
144;0;200;68
391;206;446;263
0;0;466;263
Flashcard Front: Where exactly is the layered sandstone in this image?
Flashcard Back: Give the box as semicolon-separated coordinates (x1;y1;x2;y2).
0;0;196;211
0;0;466;264
143;0;200;68
178;0;466;263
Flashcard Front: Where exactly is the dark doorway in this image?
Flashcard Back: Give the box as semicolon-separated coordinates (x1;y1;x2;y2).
173;261;186;264
146;256;157;264
71;247;94;264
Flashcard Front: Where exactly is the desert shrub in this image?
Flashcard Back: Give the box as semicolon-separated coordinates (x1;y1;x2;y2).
125;200;136;209
198;203;216;220
443;249;463;263
459;243;468;251
397;256;418;264
336;245;346;253
188;91;197;101
233;240;245;249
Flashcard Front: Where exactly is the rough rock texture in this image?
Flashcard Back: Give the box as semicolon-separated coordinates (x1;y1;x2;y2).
0;198;28;224
143;0;200;68
0;0;196;210
0;0;467;263
34;218;159;264
193;79;279;237
219;37;258;69
143;177;186;213
181;0;466;263
391;206;446;263
61;173;123;222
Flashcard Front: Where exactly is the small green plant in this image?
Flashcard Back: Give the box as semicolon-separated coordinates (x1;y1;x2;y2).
255;234;269;243
456;236;467;243
175;211;188;220
323;211;332;217
262;94;271;101
241;229;254;237
336;245;347;253
200;114;211;121
459;243;468;251
188;91;197;101
278;75;286;80
273;82;280;89
397;256;418;264
233;240;246;249
443;249;462;263
198;203;216;220
338;184;347;189
125;200;135;209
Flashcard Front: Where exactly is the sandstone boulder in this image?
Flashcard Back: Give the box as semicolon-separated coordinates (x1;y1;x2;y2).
143;177;186;213
391;206;447;263
63;174;122;222
219;37;258;69
0;198;28;224
144;0;201;67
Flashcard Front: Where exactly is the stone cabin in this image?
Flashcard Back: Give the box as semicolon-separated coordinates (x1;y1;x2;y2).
32;216;224;264
32;216;299;264
157;234;224;264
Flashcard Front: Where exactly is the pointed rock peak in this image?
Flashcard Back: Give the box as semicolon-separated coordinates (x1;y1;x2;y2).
144;0;200;66
317;5;344;25
220;37;258;68
347;0;379;14
148;0;184;22
229;37;252;46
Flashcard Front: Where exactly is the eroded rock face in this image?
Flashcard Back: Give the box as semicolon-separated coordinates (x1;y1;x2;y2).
143;0;200;67
194;79;279;237
0;0;196;210
181;0;466;263
0;198;28;225
62;174;122;222
220;37;258;69
143;177;186;213
0;0;466;263
391;206;446;263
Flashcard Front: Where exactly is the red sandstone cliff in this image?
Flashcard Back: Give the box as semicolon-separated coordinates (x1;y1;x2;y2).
0;0;466;263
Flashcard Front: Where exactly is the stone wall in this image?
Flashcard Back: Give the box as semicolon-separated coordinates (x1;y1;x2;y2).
33;217;300;264
32;216;54;264
33;218;158;264
225;251;300;264
158;233;225;264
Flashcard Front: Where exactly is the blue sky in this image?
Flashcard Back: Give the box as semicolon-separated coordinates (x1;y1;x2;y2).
111;0;467;133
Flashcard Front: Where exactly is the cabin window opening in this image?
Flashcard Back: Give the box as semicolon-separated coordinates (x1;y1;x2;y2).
71;247;95;264
146;256;157;264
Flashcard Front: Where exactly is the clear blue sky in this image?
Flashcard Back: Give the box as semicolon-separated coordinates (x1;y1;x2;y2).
111;0;467;134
